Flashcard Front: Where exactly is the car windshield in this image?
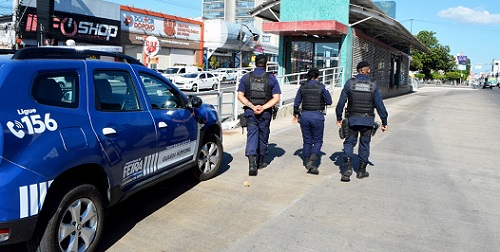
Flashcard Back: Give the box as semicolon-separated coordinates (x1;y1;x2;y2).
164;68;179;74
182;73;198;78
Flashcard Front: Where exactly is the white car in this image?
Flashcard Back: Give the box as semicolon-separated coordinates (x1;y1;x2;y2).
174;72;220;92
213;68;237;81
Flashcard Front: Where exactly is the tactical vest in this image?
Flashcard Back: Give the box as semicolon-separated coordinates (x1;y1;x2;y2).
347;78;375;117
300;82;325;111
244;72;273;105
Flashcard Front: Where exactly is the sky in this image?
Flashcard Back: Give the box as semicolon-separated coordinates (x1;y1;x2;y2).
1;0;499;73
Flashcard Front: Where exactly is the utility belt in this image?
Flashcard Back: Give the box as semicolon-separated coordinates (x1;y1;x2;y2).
348;112;375;118
302;109;325;115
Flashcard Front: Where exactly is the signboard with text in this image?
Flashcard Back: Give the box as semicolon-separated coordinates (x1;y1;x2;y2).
121;11;201;41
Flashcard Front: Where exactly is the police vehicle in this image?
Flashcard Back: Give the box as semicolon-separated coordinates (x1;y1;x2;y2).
0;47;223;251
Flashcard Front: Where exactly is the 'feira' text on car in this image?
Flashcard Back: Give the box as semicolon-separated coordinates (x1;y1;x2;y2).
0;47;223;251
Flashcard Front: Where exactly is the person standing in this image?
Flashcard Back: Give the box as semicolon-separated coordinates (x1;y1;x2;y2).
336;61;388;182
237;54;281;176
292;68;332;175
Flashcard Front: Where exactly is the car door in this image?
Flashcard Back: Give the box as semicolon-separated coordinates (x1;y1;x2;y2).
199;73;209;89
88;65;158;190
137;71;199;173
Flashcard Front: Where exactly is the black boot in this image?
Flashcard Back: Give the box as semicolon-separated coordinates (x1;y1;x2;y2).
357;162;369;179
306;153;319;175
340;157;353;182
258;156;267;169
304;157;310;170
248;155;258;176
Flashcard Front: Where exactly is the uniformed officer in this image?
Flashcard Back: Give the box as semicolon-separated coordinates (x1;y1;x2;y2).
237;54;281;176
292;68;333;175
335;61;388;182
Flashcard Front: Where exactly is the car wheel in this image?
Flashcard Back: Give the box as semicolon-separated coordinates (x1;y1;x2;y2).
222;77;226;82
212;83;218;90
192;135;223;181
30;184;105;252
191;84;198;92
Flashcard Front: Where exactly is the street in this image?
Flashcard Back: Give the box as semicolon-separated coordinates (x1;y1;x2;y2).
96;85;500;252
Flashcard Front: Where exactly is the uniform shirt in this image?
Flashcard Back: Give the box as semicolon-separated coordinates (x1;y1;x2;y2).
335;74;388;126
293;80;333;120
237;67;281;116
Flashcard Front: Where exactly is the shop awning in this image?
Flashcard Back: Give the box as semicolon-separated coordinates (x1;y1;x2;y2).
249;0;431;54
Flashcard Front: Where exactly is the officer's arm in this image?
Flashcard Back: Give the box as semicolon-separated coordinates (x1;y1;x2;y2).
237;92;255;109
261;94;281;111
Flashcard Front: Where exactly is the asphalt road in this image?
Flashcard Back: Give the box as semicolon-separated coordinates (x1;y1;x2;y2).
8;85;499;251
95;85;500;252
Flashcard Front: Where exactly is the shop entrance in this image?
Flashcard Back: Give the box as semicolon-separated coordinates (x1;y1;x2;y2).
284;38;341;74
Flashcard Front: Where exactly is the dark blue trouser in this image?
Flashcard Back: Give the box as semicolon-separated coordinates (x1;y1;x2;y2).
245;111;272;157
299;116;325;158
343;125;372;163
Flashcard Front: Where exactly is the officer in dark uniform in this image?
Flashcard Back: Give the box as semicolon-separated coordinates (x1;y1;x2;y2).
292;68;333;175
335;61;388;182
237;54;281;176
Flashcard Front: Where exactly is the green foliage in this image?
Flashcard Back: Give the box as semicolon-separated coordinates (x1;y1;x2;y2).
445;71;461;80
209;57;220;69
431;71;445;80
411;30;456;80
414;73;425;79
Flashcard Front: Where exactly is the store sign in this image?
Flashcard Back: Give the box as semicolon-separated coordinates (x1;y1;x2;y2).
121;11;201;41
21;7;120;45
144;36;160;56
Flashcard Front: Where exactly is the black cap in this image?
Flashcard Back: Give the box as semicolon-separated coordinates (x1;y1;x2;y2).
255;54;267;67
356;61;370;70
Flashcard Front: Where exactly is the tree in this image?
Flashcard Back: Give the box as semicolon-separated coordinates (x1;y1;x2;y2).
411;31;456;79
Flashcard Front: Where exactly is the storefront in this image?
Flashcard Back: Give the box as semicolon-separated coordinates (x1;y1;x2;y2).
251;0;431;95
120;6;204;70
17;1;121;48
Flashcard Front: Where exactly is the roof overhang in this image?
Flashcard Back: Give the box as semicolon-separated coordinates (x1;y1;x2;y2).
262;20;348;37
249;0;431;54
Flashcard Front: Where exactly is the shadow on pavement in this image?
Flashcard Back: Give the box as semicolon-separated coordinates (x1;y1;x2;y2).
264;143;285;166
97;152;234;251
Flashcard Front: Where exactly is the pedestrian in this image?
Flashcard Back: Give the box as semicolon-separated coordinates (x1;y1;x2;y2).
335;61;388;182
292;68;333;175
237;54;281;176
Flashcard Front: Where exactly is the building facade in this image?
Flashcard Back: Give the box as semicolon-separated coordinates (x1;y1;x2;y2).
251;0;430;97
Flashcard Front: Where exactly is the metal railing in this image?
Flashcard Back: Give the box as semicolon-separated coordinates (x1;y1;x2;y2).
190;66;344;126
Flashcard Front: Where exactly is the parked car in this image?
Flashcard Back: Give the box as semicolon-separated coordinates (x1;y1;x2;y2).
212;68;237;81
174;72;220;91
483;79;494;89
161;66;202;81
0;47;223;251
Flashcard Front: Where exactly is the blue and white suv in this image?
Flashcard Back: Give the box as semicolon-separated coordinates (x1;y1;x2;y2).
0;47;223;251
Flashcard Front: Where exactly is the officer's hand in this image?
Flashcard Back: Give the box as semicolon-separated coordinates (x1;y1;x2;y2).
381;125;388;132
253;105;263;114
292;116;298;124
336;120;342;127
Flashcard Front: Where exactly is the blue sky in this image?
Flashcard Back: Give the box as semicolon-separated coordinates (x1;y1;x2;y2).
2;0;498;72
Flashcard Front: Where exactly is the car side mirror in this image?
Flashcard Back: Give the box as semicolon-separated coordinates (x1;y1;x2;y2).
188;95;203;108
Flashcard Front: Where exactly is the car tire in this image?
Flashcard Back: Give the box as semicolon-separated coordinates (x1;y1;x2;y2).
28;183;105;252
192;135;223;181
191;84;198;92
222;77;226;82
212;84;218;90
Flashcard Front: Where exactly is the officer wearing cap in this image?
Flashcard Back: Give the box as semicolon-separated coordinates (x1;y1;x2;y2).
237;54;281;176
292;68;332;175
335;61;388;182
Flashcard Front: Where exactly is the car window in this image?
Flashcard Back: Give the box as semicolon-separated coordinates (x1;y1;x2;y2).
206;73;215;78
200;73;206;79
183;73;198;78
33;72;79;108
94;70;141;112
179;68;186;73
139;72;185;110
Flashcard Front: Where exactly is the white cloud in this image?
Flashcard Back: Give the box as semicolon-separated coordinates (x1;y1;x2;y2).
438;6;500;24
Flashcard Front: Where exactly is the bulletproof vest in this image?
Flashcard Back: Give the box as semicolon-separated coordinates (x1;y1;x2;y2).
244;72;272;105
300;82;325;111
347;78;375;117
